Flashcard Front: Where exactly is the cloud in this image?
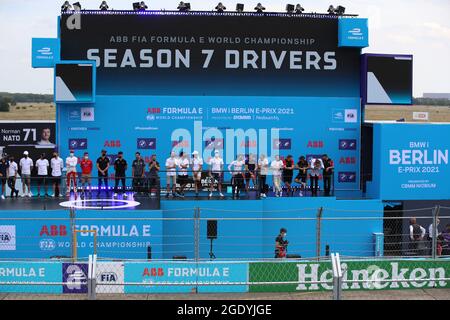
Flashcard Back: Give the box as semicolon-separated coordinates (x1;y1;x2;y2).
423;22;450;41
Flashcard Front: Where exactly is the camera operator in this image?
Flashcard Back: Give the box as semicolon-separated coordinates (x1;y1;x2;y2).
275;228;289;258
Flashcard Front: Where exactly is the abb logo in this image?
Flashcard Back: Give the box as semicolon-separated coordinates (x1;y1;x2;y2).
104;140;121;148
40;225;67;237
307;141;324;148
103;140;121;148
339;157;356;165
240;140;257;148
142;267;164;277
147;108;161;114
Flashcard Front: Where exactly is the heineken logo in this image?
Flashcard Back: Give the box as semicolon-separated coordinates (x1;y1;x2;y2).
296;262;448;291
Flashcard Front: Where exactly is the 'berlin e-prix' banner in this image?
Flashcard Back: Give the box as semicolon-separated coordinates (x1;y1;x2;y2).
371;124;450;200
60;13;361;97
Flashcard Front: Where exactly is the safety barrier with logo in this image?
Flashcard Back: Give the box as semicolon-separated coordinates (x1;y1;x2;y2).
1;258;449;295
249;259;450;292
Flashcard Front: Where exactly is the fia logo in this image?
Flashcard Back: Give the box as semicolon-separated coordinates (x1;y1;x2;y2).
0;232;11;243
100;272;118;282
39;239;56;251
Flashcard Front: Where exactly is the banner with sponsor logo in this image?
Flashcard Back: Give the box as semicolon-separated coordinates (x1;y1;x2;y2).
96;261;125;293
368;123;450;200
0;261;62;293
124;261;248;293
249;259;450;292
60;13;361;97
0;210;163;260
32;38;60;68
58;96;361;190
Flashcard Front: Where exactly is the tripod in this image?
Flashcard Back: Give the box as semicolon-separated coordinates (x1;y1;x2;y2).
209;238;216;260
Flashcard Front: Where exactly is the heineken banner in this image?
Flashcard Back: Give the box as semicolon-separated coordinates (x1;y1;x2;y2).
249;259;450;292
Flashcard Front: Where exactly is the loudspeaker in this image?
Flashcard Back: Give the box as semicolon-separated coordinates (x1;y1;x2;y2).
207;220;217;239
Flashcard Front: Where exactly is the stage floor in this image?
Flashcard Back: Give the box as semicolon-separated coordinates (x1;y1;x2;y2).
0;189;337;211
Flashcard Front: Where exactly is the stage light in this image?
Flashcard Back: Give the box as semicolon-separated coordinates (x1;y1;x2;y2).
61;1;72;12
236;3;244;12
215;2;226;12
295;4;304;14
99;1;109;11
72;2;81;10
335;5;345;15
327;5;336;14
177;1;191;12
133;1;148;11
254;3;265;13
286;4;295;14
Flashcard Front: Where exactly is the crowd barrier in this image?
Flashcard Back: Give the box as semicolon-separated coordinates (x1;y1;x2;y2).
1;256;449;297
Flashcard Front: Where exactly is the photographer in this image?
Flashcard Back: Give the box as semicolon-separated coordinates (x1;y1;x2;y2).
275;228;289;258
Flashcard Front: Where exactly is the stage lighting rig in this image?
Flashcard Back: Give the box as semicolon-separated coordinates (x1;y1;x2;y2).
99;1;109;11
177;1;191;12
295;4;304;14
327;5;336;14
236;3;244;12
133;1;148;11
335;5;345;15
286;4;294;14
73;2;81;10
215;2;226;12
254;3;265;13
61;1;72;12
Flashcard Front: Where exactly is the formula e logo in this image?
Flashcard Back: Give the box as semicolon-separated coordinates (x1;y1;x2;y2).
273;139;291;150
37;47;53;55
348;28;363;36
69;138;88;150
39;239;56;251
332;110;345;122
100;272;118;282
137;138;156;150
338;172;356;183
63;263;88;293
205;138;224;150
339;139;357;150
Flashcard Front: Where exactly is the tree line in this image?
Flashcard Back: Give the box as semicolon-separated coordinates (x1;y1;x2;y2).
0;92;53;112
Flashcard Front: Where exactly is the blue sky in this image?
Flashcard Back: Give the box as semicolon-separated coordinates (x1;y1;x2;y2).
0;0;449;96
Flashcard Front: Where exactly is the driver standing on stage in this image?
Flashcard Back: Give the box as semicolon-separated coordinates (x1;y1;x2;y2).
275;228;289;258
228;154;245;199
65;149;78;198
190;151;203;197
209;150;224;198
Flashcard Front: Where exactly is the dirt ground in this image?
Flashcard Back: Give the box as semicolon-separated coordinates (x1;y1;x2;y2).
1;289;450;300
